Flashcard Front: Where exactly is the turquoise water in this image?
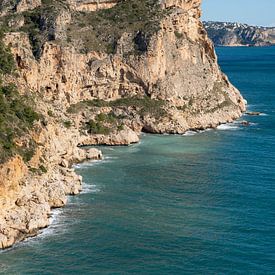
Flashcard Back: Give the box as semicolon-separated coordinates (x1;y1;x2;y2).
1;47;275;274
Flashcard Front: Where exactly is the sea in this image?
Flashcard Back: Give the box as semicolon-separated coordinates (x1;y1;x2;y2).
0;47;274;274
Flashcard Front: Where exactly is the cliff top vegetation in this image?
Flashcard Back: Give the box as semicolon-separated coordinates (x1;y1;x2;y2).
0;0;165;57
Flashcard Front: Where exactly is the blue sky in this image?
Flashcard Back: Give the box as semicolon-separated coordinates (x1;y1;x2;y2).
202;0;275;26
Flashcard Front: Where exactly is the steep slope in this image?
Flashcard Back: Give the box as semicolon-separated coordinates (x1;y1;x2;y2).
204;21;275;46
0;0;246;249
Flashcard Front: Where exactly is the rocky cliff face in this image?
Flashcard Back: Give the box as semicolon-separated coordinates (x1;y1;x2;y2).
204;21;275;46
0;0;246;249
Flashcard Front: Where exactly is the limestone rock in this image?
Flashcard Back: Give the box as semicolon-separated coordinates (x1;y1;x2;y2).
60;159;69;168
86;148;103;160
80;127;140;146
16;0;41;12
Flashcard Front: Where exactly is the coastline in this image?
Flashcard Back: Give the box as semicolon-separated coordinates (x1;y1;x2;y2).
215;44;275;48
0;115;249;251
0;0;247;250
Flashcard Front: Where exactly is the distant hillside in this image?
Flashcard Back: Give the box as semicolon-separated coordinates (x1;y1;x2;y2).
203;21;275;46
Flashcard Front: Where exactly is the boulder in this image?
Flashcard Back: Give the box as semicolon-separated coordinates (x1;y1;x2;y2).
60;159;69;168
86;148;103;160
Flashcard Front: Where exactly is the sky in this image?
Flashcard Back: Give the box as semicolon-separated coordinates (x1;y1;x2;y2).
202;0;275;27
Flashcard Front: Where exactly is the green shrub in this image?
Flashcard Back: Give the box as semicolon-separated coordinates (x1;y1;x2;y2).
96;112;116;124
63;120;72;128
0;29;15;74
117;124;124;131
110;96;166;118
85;119;111;135
174;31;183;39
39;165;47;173
47;110;54;117
29;165;48;175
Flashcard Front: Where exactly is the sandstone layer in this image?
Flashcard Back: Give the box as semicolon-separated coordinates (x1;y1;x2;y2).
0;0;246;249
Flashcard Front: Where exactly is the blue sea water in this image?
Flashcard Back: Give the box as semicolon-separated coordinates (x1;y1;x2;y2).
0;47;275;274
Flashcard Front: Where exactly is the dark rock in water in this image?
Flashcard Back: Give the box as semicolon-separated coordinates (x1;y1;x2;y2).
246;111;261;116
240;120;250;126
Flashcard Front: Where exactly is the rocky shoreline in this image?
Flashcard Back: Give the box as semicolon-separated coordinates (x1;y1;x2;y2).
0;146;103;249
1;117;249;250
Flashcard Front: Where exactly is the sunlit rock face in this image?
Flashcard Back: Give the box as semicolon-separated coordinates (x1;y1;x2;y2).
69;0;118;11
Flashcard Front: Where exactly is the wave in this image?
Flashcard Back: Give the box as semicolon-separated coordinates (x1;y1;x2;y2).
183;128;213;136
81;183;100;194
73;157;115;169
35;209;66;241
217;123;240;130
183;130;197;136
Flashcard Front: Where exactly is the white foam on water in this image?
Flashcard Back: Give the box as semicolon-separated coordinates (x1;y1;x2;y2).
48;208;63;225
81;182;100;194
73;157;114;169
104;155;118;160
217;123;240;131
198;128;213;133
34;209;66;241
105;147;115;151
183;128;213;136
183;131;197;136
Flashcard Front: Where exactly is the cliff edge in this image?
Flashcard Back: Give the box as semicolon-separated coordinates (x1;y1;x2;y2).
0;0;246;249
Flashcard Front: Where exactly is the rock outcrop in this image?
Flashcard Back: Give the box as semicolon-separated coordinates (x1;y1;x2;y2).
0;0;246;249
204;21;275;47
69;0;118;12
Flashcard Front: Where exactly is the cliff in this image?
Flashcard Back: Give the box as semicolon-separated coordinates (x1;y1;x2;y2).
0;0;246;249
204;21;275;47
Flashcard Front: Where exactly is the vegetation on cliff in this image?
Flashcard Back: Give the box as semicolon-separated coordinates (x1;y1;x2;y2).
0;28;40;164
0;0;165;56
68;0;164;54
67;96;167;135
0;30;15;74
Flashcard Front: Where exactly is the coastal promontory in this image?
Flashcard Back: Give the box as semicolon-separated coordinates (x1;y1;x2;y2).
204;21;275;46
0;0;246;249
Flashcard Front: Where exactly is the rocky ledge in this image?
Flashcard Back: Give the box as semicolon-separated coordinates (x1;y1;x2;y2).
0;0;246;249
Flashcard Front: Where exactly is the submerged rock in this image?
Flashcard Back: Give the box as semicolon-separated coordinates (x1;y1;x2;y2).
240;120;250;126
246;111;261;116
